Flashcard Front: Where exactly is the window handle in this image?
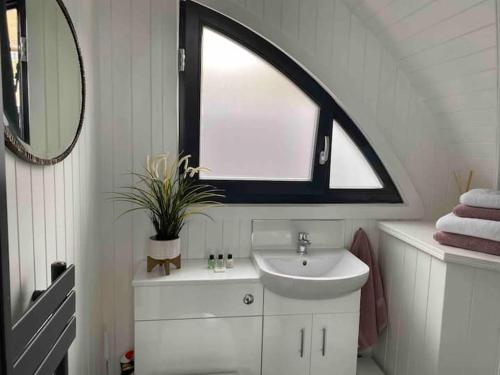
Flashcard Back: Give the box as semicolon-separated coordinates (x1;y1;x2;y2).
319;136;330;165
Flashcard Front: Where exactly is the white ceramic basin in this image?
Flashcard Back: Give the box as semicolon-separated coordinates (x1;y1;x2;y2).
252;249;369;299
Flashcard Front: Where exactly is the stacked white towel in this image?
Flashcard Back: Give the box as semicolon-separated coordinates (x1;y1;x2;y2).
434;189;500;254
436;213;500;242
436;189;500;243
460;189;500;209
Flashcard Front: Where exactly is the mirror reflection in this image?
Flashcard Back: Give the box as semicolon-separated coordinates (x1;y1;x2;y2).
1;0;83;164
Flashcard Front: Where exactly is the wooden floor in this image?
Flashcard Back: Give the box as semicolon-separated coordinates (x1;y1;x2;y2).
357;357;384;375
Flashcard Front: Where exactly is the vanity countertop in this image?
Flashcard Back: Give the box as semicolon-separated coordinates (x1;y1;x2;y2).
132;258;260;287
379;221;500;272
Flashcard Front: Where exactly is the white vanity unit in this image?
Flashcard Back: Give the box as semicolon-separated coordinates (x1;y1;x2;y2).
133;255;368;374
133;258;365;375
133;259;263;375
374;221;500;375
261;289;361;375
133;219;370;375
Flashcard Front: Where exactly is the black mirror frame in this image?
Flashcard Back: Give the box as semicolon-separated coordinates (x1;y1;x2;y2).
2;0;86;166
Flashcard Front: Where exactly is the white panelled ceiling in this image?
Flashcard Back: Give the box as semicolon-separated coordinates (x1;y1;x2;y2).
343;0;498;190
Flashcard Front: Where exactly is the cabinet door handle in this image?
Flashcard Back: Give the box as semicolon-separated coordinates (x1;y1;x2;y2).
321;328;327;357
300;328;305;358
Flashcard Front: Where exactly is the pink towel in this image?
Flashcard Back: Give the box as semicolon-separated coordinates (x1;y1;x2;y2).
350;228;388;350
434;231;500;255
453;204;500;222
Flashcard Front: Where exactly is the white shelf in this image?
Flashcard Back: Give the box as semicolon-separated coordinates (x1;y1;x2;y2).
379;221;500;272
132;258;260;287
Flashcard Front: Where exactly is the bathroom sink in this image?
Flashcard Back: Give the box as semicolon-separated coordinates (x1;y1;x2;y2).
252;249;369;299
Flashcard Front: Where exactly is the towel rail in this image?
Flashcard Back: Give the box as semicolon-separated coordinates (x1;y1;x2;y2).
12;265;75;361
13;291;75;375
11;263;76;375
34;317;76;375
0;261;76;375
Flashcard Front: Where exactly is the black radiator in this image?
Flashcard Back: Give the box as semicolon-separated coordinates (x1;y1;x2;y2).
11;262;76;375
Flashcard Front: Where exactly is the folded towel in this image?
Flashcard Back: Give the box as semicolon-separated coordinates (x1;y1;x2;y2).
453;204;500;222
434;231;500;256
350;228;388;351
436;213;500;242
460;189;500;209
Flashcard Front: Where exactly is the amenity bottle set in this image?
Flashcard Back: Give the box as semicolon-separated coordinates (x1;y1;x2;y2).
208;253;234;272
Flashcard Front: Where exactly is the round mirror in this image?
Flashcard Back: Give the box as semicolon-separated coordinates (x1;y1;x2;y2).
1;0;84;165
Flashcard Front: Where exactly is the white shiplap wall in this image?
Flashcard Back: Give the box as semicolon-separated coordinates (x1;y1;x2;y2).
373;232;500;375
97;0;180;372
345;0;499;203
5;0;103;373
96;0;453;371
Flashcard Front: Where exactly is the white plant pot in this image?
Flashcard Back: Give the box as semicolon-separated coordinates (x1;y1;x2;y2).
148;237;180;260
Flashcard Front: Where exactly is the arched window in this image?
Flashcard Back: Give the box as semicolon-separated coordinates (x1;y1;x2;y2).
179;1;401;204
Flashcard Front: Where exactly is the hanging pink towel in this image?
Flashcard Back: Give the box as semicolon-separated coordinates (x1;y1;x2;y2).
350;228;388;350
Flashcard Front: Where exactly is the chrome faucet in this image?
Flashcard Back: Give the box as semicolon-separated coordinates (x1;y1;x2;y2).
297;232;311;255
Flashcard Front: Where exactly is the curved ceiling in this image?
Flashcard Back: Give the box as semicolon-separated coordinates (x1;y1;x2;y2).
343;0;498;191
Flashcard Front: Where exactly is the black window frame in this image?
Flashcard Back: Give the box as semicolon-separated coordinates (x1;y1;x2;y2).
179;1;402;204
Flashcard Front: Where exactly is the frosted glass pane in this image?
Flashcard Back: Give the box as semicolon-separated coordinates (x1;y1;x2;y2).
199;27;319;181
330;121;383;189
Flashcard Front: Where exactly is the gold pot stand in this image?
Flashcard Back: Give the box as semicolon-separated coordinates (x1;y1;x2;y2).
147;255;181;275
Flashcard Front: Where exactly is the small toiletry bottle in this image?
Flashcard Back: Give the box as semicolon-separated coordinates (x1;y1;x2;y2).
226;254;234;268
208;254;215;269
215;254;226;272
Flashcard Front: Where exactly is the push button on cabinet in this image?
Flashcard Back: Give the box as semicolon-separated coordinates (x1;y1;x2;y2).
243;293;254;305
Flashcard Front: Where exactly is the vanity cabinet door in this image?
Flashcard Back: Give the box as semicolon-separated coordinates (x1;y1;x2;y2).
310;313;359;375
135;316;262;375
262;314;313;375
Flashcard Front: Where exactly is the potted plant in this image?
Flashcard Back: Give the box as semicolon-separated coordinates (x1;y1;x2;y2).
111;153;223;273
